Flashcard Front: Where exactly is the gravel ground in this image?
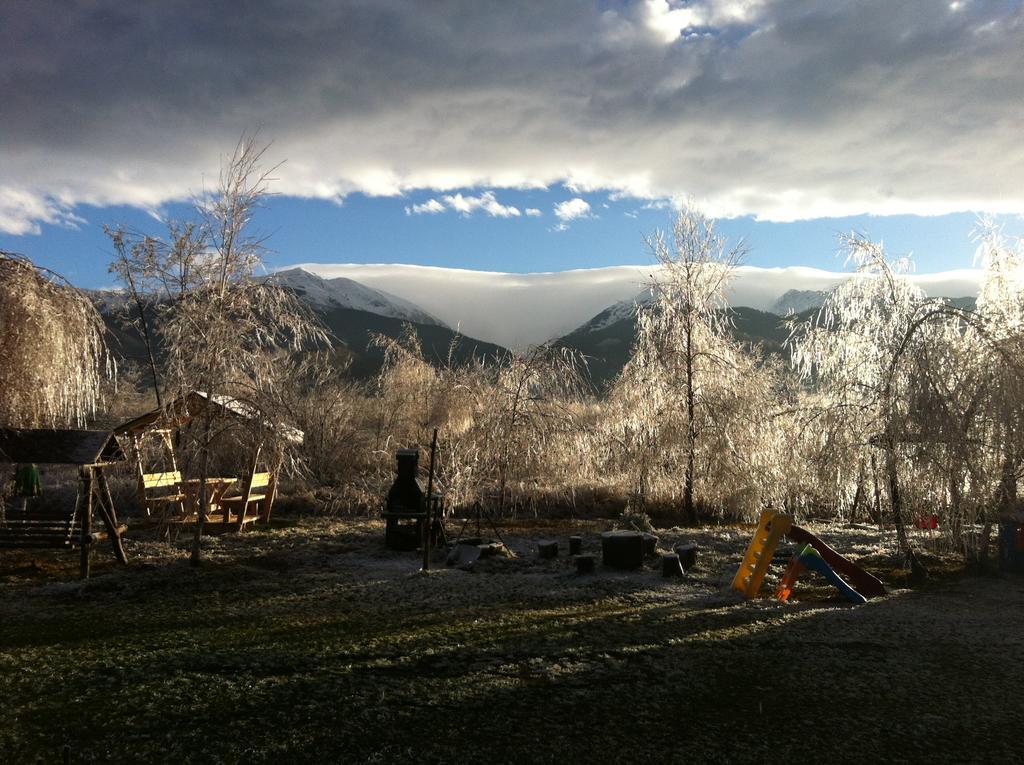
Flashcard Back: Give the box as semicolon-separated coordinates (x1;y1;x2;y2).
0;517;1021;763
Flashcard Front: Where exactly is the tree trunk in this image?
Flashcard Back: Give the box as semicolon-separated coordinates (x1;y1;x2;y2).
850;461;866;524
886;442;926;580
133;296;163;409
682;314;698;526
869;453;883;528
948;466;965;556
190;417;213;566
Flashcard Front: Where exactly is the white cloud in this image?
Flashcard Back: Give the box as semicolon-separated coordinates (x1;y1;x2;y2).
525;208;542;217
553;198;593;222
405;191;522;218
443;191;521;218
405;198;446;215
0;187;85;236
2;1;1024;241
642;0;708;43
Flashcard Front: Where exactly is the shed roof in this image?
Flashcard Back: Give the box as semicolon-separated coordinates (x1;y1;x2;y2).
0;428;125;465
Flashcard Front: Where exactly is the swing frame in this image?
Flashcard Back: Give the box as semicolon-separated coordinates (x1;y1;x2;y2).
0;428;128;578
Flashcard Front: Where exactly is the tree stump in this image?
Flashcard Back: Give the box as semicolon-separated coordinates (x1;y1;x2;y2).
568;535;582;555
661;553;684;578
575;554;595;574
674;543;698;571
643;533;659;557
538;540;559;559
601;531;643;570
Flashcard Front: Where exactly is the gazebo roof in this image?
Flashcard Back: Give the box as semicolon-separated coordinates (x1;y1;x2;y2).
0;428;125;465
114;390;303;444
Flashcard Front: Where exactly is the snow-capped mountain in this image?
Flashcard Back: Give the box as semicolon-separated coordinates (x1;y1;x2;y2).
769;289;830;315
88;288;132;314
289;263;984;348
270;267;446;327
572;289;653;334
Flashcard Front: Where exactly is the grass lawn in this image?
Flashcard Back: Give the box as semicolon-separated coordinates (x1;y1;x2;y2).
1;519;1021;763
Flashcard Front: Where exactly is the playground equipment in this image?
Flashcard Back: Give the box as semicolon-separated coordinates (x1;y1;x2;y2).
787;525;886;598
733;511;886;603
776;544;867;605
731;510;792;598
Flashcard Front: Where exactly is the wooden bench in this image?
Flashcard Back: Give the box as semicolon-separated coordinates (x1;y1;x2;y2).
0;503;126;551
220;468;277;531
138;470;186;519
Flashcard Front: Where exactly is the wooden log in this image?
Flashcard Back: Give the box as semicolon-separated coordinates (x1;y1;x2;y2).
661;553;684;578
537;540;558;559
674;543;698;571
601;531;643;570
568;536;582;555
575;554;595;574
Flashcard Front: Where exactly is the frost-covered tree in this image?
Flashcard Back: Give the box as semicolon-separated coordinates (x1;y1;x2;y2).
789;234;957;577
921;223;1024;562
0;252;112;428
612;206;756;524
108;136;325;564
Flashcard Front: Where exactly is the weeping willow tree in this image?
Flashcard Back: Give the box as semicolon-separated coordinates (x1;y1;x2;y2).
918;223;1024;563
788;233;964;578
0;252;112;428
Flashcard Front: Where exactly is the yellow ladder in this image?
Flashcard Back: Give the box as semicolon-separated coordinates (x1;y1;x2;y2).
732;510;792;598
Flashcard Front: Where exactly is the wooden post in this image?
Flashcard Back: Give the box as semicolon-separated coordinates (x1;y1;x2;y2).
95;468;128;565
422;429;438;571
79;466;93;579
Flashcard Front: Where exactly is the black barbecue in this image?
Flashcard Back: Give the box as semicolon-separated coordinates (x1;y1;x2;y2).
383;448;444;551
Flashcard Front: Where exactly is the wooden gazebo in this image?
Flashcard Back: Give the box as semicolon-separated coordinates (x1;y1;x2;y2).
114;391;301;531
0;428;128;578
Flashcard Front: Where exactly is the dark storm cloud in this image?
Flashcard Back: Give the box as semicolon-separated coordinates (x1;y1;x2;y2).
1;0;1022;233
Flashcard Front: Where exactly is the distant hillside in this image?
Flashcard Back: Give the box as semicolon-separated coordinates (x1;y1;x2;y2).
314;306;507;378
93;288;507;382
294;262;987;348
555;301;798;391
93;274;979;391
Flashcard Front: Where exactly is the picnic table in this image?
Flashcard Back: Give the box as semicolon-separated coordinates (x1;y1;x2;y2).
178;477;238;523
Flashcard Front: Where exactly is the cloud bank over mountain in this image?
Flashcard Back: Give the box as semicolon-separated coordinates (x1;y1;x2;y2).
292;262;985;349
3;1;1023;235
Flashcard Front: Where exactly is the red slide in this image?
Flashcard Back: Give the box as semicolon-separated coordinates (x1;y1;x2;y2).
787;525;887;599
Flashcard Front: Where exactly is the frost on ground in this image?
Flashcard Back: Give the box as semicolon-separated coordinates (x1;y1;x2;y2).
0;517;1020;764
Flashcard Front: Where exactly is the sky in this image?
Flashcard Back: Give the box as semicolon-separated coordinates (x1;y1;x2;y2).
2;0;1023;288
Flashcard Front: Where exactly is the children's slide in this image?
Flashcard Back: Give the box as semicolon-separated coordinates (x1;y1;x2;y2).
796;546;868;605
787;525;886;599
